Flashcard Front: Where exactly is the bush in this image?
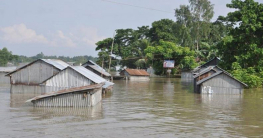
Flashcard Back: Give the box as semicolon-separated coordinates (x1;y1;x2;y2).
231;62;263;88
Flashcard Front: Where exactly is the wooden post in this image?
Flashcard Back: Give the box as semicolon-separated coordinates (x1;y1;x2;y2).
108;31;115;73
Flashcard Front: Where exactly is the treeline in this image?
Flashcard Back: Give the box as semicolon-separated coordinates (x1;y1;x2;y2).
0;50;97;66
96;0;222;73
95;0;263;88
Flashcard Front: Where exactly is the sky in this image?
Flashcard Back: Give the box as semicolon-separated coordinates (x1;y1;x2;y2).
0;0;260;57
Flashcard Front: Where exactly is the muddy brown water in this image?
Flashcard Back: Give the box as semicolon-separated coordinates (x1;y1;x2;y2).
0;78;263;138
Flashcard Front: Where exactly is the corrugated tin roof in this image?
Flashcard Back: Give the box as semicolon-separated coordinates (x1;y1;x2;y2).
41;59;69;70
26;83;103;102
124;68;150;76
192;57;221;73
69;66;114;88
82;60;111;77
0;67;17;73
196;71;248;87
193;66;216;78
103;81;114;89
88;65;111;77
70;66;106;84
6;59;69;76
200;57;220;68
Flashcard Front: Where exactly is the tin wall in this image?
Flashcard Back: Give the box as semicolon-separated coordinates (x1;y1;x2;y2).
33;88;102;107
45;68;93;88
11;61;59;85
201;73;244;94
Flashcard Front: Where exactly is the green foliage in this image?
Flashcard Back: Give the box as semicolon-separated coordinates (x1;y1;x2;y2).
0;47;18;66
95;27;151;69
217;0;263;70
180;56;198;70
175;0;214;51
216;0;263;88
144;40;197;75
149;19;178;43
231;62;263;88
135;59;146;69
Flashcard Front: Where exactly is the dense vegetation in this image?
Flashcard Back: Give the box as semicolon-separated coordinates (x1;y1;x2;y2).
0;48;18;66
95;0;222;72
217;0;263;88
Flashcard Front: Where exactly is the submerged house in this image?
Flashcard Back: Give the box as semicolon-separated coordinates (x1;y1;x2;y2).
0;67;16;84
27;66;114;107
192;57;221;75
82;60;111;80
181;57;221;80
5;59;69;93
27;83;103;107
194;66;247;94
120;68;150;81
41;66;114;93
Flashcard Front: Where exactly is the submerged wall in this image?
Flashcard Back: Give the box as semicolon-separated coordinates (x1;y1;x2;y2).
129;76;150;81
10;85;68;94
0;72;10;84
200;73;244;94
32;88;102;107
181;71;193;80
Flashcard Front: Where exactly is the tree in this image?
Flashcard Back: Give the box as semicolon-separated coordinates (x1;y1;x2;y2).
95;38;118;69
144;40;197;75
95;27;151;69
217;0;263;70
175;5;194;48
217;0;263;87
149;19;177;44
0;47;17;66
175;0;214;51
189;0;214;51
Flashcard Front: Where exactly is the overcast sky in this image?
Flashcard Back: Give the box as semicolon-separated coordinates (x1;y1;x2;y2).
0;0;260;57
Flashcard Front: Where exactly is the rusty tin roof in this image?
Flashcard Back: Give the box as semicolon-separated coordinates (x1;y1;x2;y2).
124;68;150;76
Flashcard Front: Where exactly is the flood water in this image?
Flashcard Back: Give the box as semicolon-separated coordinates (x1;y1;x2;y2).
1;78;263;138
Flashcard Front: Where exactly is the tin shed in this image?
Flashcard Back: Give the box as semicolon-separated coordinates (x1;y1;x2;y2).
181;57;221;80
41;66;114;93
194;66;247;94
120;68;150;81
27;83;103;107
82;60;111;79
6;59;69;85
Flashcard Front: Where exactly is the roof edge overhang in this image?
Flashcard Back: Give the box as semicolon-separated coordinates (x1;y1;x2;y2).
5;59;67;76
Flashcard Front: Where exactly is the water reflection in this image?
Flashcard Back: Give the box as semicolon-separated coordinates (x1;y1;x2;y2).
9;92;104;120
29;103;103;120
10;93;36;107
200;94;243;109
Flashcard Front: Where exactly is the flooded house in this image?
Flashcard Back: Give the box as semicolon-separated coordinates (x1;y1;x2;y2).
41;66;114;93
193;66;247;94
120;68;150;81
181;57;221;80
0;67;16;84
192;57;221;75
26;66;114;107
27;83;104;107
82;60;111;80
5;59;69;94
